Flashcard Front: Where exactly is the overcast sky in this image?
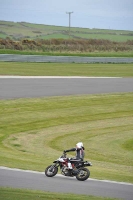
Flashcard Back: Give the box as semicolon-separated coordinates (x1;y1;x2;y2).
0;0;133;31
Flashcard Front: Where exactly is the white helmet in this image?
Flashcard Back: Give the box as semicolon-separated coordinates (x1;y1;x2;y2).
76;142;83;148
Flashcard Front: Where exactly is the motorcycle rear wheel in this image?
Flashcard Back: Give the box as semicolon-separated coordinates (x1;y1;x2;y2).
76;167;90;181
45;165;58;177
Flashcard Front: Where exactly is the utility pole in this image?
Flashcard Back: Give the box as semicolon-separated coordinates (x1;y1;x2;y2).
66;12;73;39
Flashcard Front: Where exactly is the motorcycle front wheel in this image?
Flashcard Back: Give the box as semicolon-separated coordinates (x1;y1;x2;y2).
45;165;58;177
76;167;90;181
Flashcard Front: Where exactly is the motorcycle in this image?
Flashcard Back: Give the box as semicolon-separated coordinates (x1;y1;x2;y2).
45;152;92;181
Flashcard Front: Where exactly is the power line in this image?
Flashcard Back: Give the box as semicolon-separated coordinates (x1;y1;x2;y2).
66;11;73;39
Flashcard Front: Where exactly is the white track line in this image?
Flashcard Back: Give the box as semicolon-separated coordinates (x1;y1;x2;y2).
0;76;122;79
0;166;132;186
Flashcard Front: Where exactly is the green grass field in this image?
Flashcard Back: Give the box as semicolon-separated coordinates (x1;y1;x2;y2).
73;33;133;42
0;93;133;183
0;20;133;41
0;62;133;77
0;188;119;200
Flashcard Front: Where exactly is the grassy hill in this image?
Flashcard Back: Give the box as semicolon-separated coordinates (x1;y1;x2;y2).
0;20;133;42
0;20;133;56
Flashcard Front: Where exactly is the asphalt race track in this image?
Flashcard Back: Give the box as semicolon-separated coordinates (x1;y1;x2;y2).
0;167;133;200
0;76;133;199
0;76;133;99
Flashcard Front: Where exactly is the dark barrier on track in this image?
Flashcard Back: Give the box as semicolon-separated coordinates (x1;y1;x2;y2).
0;54;133;63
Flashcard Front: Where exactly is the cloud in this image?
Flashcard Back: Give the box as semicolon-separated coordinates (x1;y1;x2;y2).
0;0;133;30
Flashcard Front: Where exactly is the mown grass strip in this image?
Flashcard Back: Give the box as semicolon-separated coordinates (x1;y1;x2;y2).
0;62;133;77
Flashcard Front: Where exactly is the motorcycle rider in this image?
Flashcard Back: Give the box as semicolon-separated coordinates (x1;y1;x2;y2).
64;142;85;174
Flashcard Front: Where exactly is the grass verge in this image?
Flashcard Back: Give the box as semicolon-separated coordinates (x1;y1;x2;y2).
0;187;120;200
0;62;133;77
0;49;133;57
